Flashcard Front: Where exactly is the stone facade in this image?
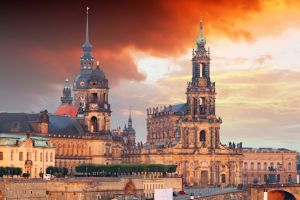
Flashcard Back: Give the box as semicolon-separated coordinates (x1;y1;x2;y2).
0;133;55;178
242;147;297;184
123;20;244;187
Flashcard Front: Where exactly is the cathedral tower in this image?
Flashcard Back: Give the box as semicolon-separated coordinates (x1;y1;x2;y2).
73;7;111;133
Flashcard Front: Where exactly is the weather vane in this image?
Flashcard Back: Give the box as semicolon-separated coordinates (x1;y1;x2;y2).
86;6;90;14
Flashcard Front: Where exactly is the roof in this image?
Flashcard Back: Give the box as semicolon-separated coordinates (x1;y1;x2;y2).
48;115;84;135
55;104;78;117
242;147;296;153
0;113;84;135
0;133;52;147
163;103;186;113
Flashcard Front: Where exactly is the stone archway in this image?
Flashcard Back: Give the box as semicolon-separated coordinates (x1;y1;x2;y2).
124;179;136;195
268;190;296;200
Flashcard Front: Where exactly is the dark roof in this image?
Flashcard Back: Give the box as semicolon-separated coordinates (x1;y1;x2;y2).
163;103;186;113
0;113;84;135
48;115;84;135
0;113;36;132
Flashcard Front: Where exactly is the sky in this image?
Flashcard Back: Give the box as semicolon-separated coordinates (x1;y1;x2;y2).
0;0;300;151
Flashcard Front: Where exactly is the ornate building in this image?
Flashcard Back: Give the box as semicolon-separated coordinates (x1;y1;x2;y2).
0;133;55;178
0;8;122;173
0;8;297;186
73;8;111;134
124;20;244;187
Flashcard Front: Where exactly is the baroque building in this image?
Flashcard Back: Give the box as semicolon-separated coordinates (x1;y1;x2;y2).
125;20;244;187
0;133;55;178
0;8;122;173
0;7;297;186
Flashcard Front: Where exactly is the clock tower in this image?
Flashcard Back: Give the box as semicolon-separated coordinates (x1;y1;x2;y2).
73;7;111;134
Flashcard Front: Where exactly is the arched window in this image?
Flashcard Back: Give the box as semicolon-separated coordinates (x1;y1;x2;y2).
250;162;254;170
91;116;98;133
288;162;292;171
257;162;261;171
45;152;48;162
244;162;248;170
277;162;281;170
264;162;268;171
200;130;206;142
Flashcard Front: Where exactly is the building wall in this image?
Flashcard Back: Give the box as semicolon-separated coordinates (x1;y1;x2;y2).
0;138;55;178
242;149;297;184
0;177;182;200
49;136;122;173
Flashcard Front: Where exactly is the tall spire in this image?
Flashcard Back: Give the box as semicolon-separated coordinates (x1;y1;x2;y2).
200;18;203;37
128;106;132;129
81;6;93;58
80;6;94;72
196;18;206;47
85;6;90;45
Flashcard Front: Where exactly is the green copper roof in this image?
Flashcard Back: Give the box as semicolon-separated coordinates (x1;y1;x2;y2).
0;133;52;147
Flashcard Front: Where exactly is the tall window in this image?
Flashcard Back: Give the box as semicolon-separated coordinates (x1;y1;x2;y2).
221;174;226;183
10;150;13;161
34;151;37;161
250;162;254;170
200;130;206;142
26;152;30;160
257;162;261;171
19;152;23;161
0;152;3;160
244;162;248;170
40;152;43;162
45;152;48;162
50;152;53;162
264;162;268;171
288;162;292;171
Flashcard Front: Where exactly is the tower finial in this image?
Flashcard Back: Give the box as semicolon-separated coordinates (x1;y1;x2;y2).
200;18;203;37
85;6;90;44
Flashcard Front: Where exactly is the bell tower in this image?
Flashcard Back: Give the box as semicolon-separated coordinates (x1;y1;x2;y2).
73;7;111;134
187;19;215;117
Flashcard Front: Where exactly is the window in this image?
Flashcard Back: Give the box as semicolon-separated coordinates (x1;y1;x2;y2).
26;152;30;160
288;174;292;183
244;162;248;170
250;162;254;170
0;152;3;160
19;152;23;161
264;174;268;183
221;174;226;183
277;162;281;170
50;152;53;162
10;150;13;161
257;162;261;171
288;162;292;171
45;152;48;162
34;151;37;161
277;174;280;182
200;130;206;142
264;162;268;171
40;152;43;162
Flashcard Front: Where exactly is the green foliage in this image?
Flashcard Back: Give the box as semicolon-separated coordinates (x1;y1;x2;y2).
75;164;177;176
0;167;22;177
22;173;30;178
46;166;68;177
